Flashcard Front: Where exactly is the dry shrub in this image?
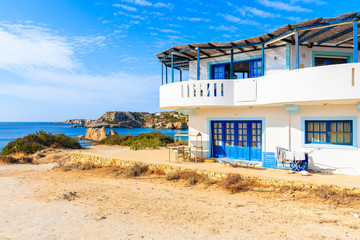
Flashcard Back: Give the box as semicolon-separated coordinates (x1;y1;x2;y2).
147;168;166;175
79;161;97;170
222;174;254;193
187;177;197;185
166;171;180;180
108;165;126;177
126;163;149;177
203;178;216;186
314;186;337;200
0;156;18;164
54;160;97;171
179;171;202;183
17;156;33;164
311;186;358;204
0;156;33;164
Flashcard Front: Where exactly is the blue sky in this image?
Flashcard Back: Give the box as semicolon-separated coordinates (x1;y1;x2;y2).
0;0;359;121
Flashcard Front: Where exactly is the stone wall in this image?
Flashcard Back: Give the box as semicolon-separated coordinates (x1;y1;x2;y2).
70;153;359;192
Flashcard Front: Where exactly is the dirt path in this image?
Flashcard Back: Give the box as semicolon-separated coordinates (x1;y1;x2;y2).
0;163;359;240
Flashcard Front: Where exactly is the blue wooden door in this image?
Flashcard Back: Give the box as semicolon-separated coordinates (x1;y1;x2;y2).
250;121;262;161
211;122;225;158
211;120;262;161
236;122;250;160
224;122;236;158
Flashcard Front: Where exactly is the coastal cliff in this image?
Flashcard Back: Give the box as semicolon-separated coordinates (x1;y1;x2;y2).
62;111;188;130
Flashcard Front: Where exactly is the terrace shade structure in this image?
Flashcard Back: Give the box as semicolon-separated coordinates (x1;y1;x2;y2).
156;12;360;83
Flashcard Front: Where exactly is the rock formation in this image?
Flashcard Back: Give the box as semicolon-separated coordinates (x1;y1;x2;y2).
62;111;188;130
109;130;118;136
85;127;107;142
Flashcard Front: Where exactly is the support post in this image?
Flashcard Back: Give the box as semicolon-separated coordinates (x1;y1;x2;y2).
295;31;299;69
161;62;163;85
197;49;200;80
354;21;358;63
230;49;234;79
180;69;182;82
171;54;174;82
165;66;168;84
261;44;265;76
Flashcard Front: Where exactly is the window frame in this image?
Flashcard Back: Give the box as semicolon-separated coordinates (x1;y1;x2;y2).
305;120;352;145
301;117;357;149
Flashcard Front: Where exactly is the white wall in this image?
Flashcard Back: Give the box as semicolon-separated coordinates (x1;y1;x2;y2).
189;104;360;175
290;45;359;69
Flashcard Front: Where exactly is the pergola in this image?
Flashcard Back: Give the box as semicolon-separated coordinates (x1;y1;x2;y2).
155;12;360;84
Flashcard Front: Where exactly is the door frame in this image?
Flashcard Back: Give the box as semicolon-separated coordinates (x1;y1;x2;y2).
207;117;265;160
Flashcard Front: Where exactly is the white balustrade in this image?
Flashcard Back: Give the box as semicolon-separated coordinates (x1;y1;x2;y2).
159;63;360;109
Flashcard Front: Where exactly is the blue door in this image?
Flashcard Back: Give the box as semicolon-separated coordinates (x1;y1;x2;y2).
236;122;250;160
250;122;262;161
211;120;262;161
211;122;225;158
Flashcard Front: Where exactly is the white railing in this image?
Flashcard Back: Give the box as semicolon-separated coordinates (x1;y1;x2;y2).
160;63;360;109
160;80;236;109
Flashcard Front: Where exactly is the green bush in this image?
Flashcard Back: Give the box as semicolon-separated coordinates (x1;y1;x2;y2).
97;131;174;150
1;131;81;156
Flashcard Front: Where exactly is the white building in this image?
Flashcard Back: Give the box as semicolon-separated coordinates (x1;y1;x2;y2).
156;12;360;175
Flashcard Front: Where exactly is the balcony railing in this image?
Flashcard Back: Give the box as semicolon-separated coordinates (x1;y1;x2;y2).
160;63;360;109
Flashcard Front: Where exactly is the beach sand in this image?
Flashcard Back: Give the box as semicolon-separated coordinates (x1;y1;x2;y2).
0;149;360;240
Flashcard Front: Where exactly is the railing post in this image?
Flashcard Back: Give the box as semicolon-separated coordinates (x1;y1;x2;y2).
180;69;182;82
295;31;299;69
161;62;163;85
197;49;200;80
354;20;358;63
171;54;174;82
262;44;265;76
230;49;234;79
165;66;168;84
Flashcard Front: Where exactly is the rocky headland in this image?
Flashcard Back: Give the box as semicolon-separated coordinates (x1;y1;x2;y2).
62;111;188;130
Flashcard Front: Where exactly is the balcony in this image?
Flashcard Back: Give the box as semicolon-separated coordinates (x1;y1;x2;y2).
160;63;360;110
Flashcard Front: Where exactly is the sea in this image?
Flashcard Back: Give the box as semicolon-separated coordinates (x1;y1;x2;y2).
0;122;188;151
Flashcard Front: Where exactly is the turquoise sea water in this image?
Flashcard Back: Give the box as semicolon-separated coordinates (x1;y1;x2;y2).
0;122;188;151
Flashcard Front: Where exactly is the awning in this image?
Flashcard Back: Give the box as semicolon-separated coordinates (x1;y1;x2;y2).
155;12;360;70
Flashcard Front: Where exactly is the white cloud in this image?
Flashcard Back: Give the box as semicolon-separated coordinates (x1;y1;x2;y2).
177;17;210;22
114;0;172;8
0;22;159;106
242;6;281;18
211;25;238;32
115;4;137;11
148;27;179;34
134;0;152;6
217;14;260;26
115;11;146;20
218;13;241;23
290;0;326;5
153;2;172;9
257;0;312;12
0;23;77;71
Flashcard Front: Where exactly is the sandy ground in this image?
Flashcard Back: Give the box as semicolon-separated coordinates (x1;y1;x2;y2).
1;157;360;240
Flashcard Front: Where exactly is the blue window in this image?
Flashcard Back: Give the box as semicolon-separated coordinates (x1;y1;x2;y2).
212;64;225;79
305;120;353;145
249;59;262;78
314;57;347;67
211;59;263;80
